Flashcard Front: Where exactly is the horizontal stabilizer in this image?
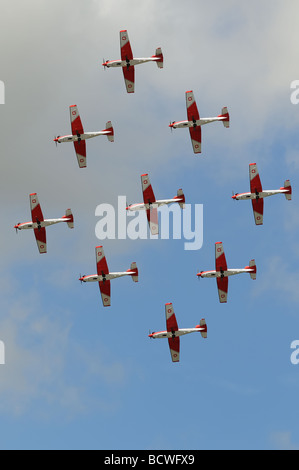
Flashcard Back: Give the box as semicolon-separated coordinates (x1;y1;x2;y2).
65;209;74;229
249;259;256;280
106;121;114;142
221;106;230;128
284;180;292;201
155;47;164;68
129;262;138;282
199;318;207;338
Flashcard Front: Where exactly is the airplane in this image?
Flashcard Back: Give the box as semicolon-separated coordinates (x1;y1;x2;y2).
232;162;292;225
79;245;138;307
54;104;114;168
197;242;256;303
126;173;185;235
169;90;230;154
102;30;163;93
148;302;207;363
14;193;74;254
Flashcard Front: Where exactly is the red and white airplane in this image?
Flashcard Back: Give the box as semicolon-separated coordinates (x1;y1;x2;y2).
126;173;185;235
169;90;229;154
232;163;292;225
197;242;256;303
54;105;114;168
79;246;138;307
149;303;207;363
14;193;74;254
102;30;163;93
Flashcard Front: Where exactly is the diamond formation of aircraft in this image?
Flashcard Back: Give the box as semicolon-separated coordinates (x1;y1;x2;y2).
149;303;207;363
54;105;114;168
102;30;163;93
169;90;230;154
197;242;256;303
232;163;292;225
14;193;74;254
79;246;138;307
126;173;185;235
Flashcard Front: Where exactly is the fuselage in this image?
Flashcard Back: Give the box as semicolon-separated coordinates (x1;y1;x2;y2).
170;116;226;129
127;197;184;212
232;189;288;200
80;271;134;283
15;217;71;231
54;131;109;144
103;57;159;68
149;327;203;339
198;267;254;278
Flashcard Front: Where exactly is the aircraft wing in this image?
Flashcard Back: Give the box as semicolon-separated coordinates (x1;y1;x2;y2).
249;163;262;193
30;193;47;254
99;279;111;307
249;163;263;225
165;303;180;362
251;198;264;225
186;90;200;122
189;126;202;154
186;91;201;153
96;246;110;307
215;242;227;272
120;30;134;93
217;276;228;303
70;105;84;135
141;174;158;235
215;242;228;303
73;140;87;168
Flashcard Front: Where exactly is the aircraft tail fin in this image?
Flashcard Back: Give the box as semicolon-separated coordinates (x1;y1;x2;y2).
197;319;207;338
249;259;256;280
220;106;230;128
128;262;138;282
106;121;114;142
65;209;74;229
283;180;292;200
154;47;164;68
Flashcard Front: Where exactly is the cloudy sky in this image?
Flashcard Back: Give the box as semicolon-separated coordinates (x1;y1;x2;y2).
0;0;299;450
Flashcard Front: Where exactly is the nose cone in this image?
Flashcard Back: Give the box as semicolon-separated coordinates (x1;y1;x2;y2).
197;272;203;278
231;194;236;200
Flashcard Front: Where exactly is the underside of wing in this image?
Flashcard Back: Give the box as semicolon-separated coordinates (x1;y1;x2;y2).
30;193;44;223
74;140;87;168
168;336;180;362
165;303;179;332
249;163;263;194
217;276;228;303
189;126;202;154
96;246;109;276
252;198;264;225
186;90;200;122
99;280;111;307
69;105;84;136
120;30;133;61
141;174;156;204
34;227;47;254
146;207;159;235
122;65;135;93
215;242;228;272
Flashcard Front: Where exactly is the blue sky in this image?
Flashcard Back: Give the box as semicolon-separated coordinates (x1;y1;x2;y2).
0;0;299;450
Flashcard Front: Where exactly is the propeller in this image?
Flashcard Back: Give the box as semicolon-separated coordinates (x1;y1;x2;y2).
103;58;108;70
148;329;155;338
15;224;20;234
79;274;85;284
54;136;60;147
169;121;175;132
